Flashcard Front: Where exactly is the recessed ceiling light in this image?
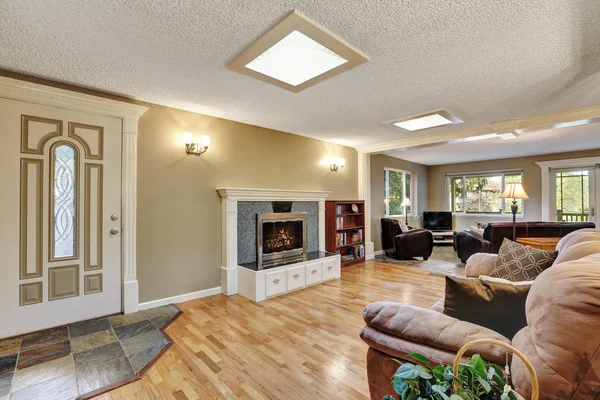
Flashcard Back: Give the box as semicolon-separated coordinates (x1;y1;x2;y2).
448;133;498;144
552;119;591;129
226;10;368;93
383;109;463;132
393;114;453;131
498;132;518;140
245;30;348;87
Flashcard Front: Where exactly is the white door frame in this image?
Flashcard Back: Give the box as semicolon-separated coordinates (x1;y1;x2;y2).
0;76;148;314
536;156;600;223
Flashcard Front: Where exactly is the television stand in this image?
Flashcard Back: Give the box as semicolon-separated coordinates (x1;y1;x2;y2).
430;230;455;245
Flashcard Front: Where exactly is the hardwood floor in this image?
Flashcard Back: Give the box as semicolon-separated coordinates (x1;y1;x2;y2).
95;261;445;400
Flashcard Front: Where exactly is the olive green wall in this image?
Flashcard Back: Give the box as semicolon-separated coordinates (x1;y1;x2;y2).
136;106;358;302
370;154;429;252
428;149;600;231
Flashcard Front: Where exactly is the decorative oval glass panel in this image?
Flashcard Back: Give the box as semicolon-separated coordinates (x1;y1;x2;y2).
52;144;77;259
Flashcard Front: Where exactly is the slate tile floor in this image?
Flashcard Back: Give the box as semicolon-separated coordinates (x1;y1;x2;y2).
0;304;180;400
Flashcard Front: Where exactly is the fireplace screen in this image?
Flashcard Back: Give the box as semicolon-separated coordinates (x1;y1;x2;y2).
257;213;307;269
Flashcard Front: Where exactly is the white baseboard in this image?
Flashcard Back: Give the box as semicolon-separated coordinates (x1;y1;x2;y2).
374;250;384;256
138;286;221;310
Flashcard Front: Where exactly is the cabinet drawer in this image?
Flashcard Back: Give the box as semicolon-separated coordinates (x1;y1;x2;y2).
265;270;286;297
322;258;337;281
305;262;322;286
286;265;306;291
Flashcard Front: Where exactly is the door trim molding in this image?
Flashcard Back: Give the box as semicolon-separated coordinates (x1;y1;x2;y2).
536;156;600;222
0;76;148;314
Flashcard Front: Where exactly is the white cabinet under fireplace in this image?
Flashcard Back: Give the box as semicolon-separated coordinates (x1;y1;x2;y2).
237;254;341;302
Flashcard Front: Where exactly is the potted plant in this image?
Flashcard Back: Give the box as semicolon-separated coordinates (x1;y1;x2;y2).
383;339;538;400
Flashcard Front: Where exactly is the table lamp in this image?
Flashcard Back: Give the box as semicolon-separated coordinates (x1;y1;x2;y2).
401;197;412;224
500;183;529;241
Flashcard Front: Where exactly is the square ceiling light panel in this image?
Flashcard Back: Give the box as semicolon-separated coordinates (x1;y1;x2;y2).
383;110;463;132
226;10;369;93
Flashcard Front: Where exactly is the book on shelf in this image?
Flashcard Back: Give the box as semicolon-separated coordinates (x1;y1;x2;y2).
336;216;344;229
340;244;365;262
336;204;343;214
336;232;348;247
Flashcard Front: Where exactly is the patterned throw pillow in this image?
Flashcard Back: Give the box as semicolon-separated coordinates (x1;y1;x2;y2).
490;238;557;281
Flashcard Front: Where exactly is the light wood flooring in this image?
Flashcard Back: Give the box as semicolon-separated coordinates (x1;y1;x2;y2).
95;261;445;400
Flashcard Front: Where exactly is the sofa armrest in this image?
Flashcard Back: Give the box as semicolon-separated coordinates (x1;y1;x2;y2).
456;230;491;263
465;253;498;277
361;302;509;364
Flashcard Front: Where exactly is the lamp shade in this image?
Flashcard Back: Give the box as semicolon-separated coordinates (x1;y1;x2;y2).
401;197;412;207
500;183;530;199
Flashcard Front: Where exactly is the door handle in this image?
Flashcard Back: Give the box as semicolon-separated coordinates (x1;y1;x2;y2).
110;228;119;235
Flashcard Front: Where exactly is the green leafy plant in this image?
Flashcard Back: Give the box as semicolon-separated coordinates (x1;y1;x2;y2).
383;353;519;400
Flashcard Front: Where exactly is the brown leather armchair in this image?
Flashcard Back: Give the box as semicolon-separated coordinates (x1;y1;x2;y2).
361;229;600;400
381;218;433;260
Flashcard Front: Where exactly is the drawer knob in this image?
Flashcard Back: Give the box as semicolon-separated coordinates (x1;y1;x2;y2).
327;266;332;271
293;274;300;279
311;269;317;274
273;278;280;284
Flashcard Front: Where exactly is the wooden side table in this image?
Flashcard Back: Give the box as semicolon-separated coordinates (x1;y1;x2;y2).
516;237;560;251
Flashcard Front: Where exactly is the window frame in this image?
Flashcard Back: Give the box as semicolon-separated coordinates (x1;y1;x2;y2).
446;171;525;217
384;167;416;217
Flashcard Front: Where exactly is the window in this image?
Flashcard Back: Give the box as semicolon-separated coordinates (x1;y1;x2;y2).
448;172;524;215
385;168;414;216
555;170;590;221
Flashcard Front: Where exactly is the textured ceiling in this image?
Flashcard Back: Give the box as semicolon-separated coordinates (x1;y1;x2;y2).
1;0;600;148
384;122;600;165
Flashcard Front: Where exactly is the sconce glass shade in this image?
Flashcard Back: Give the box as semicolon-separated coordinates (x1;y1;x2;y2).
183;132;193;144
200;135;211;148
401;197;412;207
330;157;345;171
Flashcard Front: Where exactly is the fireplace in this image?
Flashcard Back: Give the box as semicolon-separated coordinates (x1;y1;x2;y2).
257;213;307;269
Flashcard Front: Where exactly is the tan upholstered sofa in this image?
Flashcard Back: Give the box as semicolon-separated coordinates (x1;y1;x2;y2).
360;229;600;400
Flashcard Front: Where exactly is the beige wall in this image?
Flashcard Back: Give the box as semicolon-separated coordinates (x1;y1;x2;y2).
370;154;429;251
0;71;358;303
428;149;600;231
137;106;358;302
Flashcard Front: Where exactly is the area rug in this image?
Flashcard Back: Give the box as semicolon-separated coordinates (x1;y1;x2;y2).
374;246;465;275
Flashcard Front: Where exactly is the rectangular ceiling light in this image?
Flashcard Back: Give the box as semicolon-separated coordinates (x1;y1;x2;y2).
448;133;498;144
226;10;368;93
246;30;348;87
383;109;463;132
393;114;453;131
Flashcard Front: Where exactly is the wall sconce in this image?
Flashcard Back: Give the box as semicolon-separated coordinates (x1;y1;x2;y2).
330;158;345;171
183;132;210;155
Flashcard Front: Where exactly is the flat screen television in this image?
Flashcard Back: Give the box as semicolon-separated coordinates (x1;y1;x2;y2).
423;211;453;231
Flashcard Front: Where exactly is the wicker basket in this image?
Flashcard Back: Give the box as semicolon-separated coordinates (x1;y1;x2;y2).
452;338;539;400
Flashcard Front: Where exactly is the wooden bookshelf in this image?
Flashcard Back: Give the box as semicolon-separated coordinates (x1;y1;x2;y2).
325;200;366;267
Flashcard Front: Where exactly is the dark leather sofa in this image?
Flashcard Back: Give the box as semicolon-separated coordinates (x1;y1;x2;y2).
381;218;433;260
455;221;595;263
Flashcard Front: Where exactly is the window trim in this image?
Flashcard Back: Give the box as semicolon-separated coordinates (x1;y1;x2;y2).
446;171;525;217
384;167;416;217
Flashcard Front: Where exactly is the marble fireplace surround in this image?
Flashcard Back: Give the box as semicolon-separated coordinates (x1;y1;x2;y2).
217;188;331;295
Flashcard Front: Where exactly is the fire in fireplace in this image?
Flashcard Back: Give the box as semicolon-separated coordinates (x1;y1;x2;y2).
257;213;307;269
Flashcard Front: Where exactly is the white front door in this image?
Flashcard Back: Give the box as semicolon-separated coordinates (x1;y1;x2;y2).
550;167;597;225
0;97;123;338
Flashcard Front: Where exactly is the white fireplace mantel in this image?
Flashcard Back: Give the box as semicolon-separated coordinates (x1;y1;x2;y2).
217;187;332;295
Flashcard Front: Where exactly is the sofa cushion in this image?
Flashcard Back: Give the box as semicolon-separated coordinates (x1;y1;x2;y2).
513;254;600;399
362;302;510;364
553;239;600;265
443;276;530;339
490;238;557;281
555;228;600;253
